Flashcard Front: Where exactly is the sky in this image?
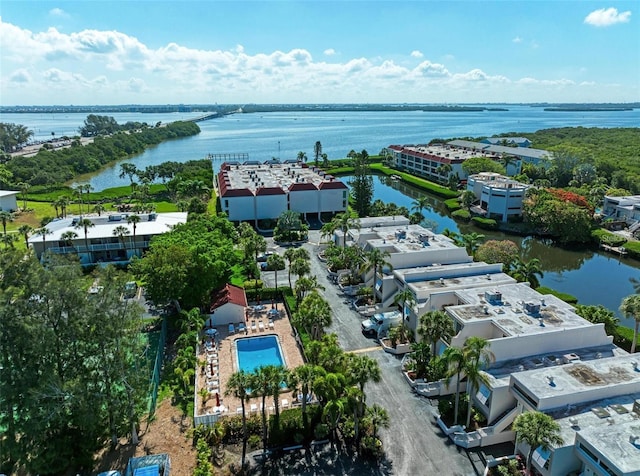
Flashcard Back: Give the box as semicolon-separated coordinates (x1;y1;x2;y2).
1;0;638;105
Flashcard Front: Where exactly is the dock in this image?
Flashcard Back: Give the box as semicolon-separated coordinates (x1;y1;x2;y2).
600;243;628;256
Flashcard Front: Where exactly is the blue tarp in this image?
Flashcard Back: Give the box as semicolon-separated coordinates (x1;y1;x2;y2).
134;465;159;476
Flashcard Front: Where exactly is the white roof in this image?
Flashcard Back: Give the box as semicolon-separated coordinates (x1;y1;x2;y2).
28;212;187;243
0;190;20;197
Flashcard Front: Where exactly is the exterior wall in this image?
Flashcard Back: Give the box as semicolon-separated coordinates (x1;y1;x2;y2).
255;194;287;220
319;188;348;213
223;196;255;221
467;174;528;221
206;304;244;327
289;190;320;214
0;193;18;211
483;384;516;424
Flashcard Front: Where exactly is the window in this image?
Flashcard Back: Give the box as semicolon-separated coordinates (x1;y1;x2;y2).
224;200;229;208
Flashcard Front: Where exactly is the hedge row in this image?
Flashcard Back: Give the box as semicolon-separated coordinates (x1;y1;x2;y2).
472;217;498;230
623;240;640;259
369;164;459;198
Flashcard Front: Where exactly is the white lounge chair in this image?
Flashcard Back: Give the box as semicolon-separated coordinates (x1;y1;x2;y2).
238;322;246;333
251;320;257;332
281;399;289;409
250;403;258;413
258;320;265;332
236;406;243;415
228;323;235;334
268;319;274;330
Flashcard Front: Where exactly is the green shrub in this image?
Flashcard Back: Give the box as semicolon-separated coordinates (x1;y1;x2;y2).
247;434;261;449
243;279;263;290
222;414;262;444
614;326;635;353
369;164;459;198
452;209;471;220
591;228;627;247
535;286;578;304
444;198;461;211
623;241;640;259
472;217;498;230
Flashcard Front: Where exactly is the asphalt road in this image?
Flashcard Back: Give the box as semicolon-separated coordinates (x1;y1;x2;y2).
261;231;482;476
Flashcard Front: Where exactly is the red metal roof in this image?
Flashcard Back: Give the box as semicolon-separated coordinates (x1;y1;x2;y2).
209;283;247;312
288;183;318;191
318;181;348;190
256;187;286;196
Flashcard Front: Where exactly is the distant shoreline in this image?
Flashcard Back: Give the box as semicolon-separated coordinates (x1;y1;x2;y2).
2;102;638;115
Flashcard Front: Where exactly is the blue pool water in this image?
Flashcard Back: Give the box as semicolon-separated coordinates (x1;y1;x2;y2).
236;335;285;373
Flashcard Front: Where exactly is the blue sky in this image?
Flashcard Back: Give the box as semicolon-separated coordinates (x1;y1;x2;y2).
1;1;638;105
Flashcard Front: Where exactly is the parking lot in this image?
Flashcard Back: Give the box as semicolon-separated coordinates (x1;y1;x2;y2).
260;230;482;475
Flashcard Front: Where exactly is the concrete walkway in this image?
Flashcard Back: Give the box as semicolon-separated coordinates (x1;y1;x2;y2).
261;230;481;476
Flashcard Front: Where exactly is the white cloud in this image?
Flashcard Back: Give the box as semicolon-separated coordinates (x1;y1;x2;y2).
324;48;336;56
9;69;32;83
584;7;631;27
49;8;68;18
512;36;522;43
410;50;423;58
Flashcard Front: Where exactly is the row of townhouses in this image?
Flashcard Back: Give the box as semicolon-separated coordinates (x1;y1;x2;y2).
333;216;639;476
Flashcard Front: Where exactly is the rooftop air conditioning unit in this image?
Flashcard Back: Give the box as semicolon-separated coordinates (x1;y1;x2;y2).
484;290;502;304
525;302;540;314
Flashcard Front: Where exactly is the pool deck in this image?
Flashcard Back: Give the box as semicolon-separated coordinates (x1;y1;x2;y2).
195;302;306;418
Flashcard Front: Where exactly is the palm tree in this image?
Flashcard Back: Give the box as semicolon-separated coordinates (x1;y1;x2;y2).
320;220;338;242
18;224;33;248
460;232;485;257
459;190;476;212
365;403;390;438
290;257;311;285
119;163;138;193
93;203;106;216
251;366;274;454
297;151;308;163
290;364;322;422
34;226;52;257
443;346;465;425
394;289;416;323
334;212;360;251
267;365;288;420
75;218;95;263
418;310;454;359
359;247;392;305
0;211;13;236
512;257;544;288
512;411;563;475
348;354;381;394
1;234;17;249
59;196;71;218
60;230;78;253
620;294;640;353
225;370;252;469
266;253;285;291
462;337;494;428
501;154;519;175
127;214;141;257
294;291;332;340
113;225;131;257
17;181;30;210
411;196;431;222
294;275;324;304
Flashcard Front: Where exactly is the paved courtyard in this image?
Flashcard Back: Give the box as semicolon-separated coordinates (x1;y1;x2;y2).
260;230;484;476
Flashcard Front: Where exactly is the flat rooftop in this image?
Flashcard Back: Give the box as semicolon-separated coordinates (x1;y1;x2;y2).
552;393;640;475
28;212;188;243
219;162;342;193
390;143;488;162
356;216;410;228
447;283;592;337
468;173;530;190
350;223;462;254
512;354;640;404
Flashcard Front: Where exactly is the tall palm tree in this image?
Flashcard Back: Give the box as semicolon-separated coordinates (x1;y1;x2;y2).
512;257;544;288
93;203;106;216
0;211;13;236
251;366;273;455
462;337;494;428
394;289;416;323
18;224;33;248
443;346;465;425
17;181;30;211
1;234;17;249
34;226;52;257
347;354;381;394
620;294;640;353
512;411;563;475
266;253;285;291
418;310;454;359
411;196;431;221
359;247;392;305
294;275;324;304
127;214;141;257
290;364;323;422
265;365;287;420
113;225;131;257
297;151;307;163
294;291;332;340
290;257;311;286
225;370;252;469
59;196;71;218
75;218;95;263
334;212;360;251
320;220;338;242
60;230;78;253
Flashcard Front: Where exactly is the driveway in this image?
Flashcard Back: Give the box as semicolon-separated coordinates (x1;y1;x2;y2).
261;231;481;475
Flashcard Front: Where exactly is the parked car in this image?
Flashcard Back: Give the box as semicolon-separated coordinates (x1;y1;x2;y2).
361;310;402;338
123;281;138;298
256;251;275;262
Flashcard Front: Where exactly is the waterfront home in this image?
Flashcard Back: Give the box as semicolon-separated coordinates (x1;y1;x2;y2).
466;172;530;221
0;190;19;211
216;161;348;223
28;212;187;265
603;195;640;236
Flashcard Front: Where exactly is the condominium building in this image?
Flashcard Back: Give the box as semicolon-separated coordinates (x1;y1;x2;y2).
467;172;530;221
28;212;187;265
217;161;348;223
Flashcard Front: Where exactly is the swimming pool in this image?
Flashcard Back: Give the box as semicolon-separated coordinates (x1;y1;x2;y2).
235;335;285;373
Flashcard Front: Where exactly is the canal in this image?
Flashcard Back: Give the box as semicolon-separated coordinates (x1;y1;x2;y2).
343;174;640;327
